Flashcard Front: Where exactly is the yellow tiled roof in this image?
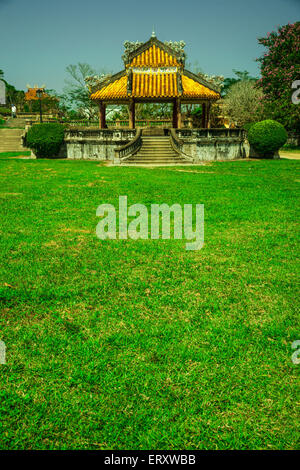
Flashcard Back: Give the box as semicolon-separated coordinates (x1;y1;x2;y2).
90;75;127;99
182;75;220;99
131;73;178;98
91;72;220;100
130;44;180;67
25;88;48;101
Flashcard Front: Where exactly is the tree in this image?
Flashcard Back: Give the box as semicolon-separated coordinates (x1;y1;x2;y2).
61;63;97;117
256;22;300;130
61;63;113;119
223;80;264;127
222;70;257;97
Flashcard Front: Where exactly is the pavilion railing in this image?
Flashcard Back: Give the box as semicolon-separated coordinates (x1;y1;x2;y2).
25;118;193;128
115;129;142;162
169;129;194;162
176;128;246;139
108;119;191;128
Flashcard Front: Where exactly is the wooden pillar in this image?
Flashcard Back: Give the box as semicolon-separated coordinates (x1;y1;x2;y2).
177;98;182;129
129;99;135;129
99;102;106;129
201;103;206;128
207;102;211;129
172;98;182;128
172;99;177;128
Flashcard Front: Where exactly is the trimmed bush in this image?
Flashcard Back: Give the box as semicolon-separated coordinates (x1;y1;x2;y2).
0;107;11;116
26;123;65;158
243;122;255;132
0;118;5;126
248;120;288;157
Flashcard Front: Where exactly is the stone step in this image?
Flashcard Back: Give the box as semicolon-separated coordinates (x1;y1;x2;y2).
0;134;24;139
141;145;174;148
122;135;188;165
0;147;27;151
0;128;25;152
132;159;184;163
128;155;184;161
142;139;170;141
5;118;26;128
126;161;188;165
137;153;178;157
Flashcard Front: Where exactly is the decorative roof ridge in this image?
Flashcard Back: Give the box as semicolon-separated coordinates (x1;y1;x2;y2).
183;69;220;94
88;70;126;95
123;37;185;66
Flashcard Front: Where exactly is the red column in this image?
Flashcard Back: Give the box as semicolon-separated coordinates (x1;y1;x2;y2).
172;99;177;128
177;99;182;129
202;103;206;128
207;102;211;128
99;102;106;129
129;100;135;129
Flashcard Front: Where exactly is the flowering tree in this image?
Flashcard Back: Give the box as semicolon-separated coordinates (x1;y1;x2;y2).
257;22;300;130
223;81;264;127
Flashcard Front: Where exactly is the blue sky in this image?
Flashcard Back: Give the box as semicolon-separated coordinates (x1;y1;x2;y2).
0;0;299;93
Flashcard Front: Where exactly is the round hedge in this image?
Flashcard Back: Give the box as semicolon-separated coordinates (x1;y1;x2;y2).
248;120;288;157
243;122;255;132
26;123;64;158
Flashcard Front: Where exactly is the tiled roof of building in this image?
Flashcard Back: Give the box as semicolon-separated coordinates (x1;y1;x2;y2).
131;73;178;97
182;75;219;99
129;45;180;67
91;72;219;100
25;88;48;101
91;75;127;99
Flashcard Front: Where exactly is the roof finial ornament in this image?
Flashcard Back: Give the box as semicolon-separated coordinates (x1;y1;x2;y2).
151;27;156;38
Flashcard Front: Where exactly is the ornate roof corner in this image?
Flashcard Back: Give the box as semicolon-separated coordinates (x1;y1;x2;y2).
127;69;133;95
164;41;186;65
85;74;112;94
177;71;183;96
122;41;144;65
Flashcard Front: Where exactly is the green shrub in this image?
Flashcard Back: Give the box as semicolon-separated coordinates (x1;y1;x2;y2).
0;118;5;126
0;107;10;116
248;120;288;157
26;123;65;158
243;122;255;132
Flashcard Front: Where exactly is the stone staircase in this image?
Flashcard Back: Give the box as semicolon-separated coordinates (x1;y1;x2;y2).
124;136;189;165
0;117;29;153
5;117;27;128
0;128;28;152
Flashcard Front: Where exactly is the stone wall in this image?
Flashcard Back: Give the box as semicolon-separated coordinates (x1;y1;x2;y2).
65;127;249;162
176;129;248;162
65;128;136;161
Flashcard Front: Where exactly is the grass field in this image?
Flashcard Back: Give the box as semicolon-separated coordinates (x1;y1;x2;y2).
0;151;31;157
0;155;299;450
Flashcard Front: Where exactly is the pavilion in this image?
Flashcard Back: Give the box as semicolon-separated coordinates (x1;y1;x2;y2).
90;34;220;129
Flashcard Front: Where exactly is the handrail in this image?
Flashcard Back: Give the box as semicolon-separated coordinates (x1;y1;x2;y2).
115;129;142;162
169;128;194;162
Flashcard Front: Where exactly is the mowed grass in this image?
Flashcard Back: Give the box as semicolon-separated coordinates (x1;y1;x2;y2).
0;151;31;157
0;156;299;450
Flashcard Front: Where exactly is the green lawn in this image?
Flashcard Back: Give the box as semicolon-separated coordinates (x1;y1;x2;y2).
0;151;31;157
0;156;299;450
